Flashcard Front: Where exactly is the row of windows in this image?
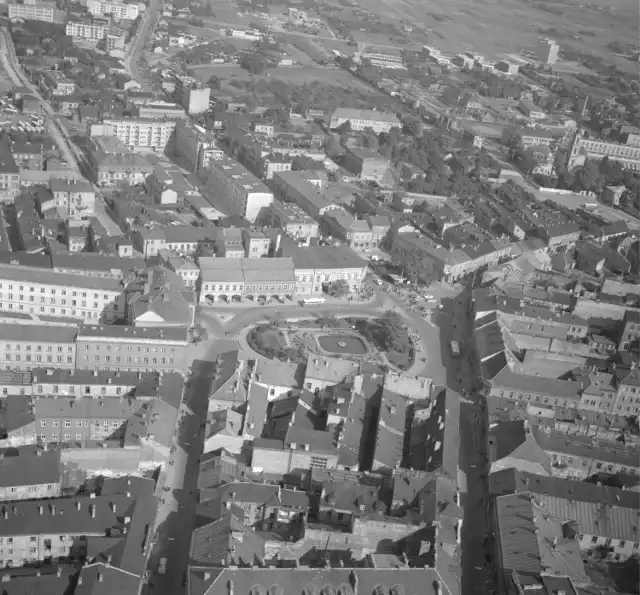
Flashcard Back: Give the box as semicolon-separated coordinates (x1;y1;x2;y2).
498;391;573;408
0;304;105;317
83;345;174;353
202;283;294;292
0;286;113;299
37;385;128;395
4;344;73;352
41;420;122;428
582;535;640;549
5;355;73;363
0;296;114;309
41;430;123;441
552;453;637;475
83;355;174;365
3;485;55;494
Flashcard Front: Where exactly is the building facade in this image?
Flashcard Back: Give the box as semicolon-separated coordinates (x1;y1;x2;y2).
94;119;176;153
8;2;54;22
268;200;319;241
87;0;139;19
173;120;223;173
75;325;189;373
65;20;109;40
0;265;124;322
199;155;273;222
0;324;77;372
329;108;401;133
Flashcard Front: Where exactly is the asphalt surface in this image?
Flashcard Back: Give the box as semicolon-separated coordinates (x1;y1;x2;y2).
126;0;163;91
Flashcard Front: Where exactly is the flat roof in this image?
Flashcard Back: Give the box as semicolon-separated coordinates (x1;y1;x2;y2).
282;245;366;270
77;325;188;343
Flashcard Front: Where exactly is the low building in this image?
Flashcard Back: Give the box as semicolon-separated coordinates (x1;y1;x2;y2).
323;212;373;251
281;244;368;295
75;325;189;373
40;71;75;97
0;446;61;501
0;323;77;371
0;141;21;202
49;178;96;218
157;250;199;289
272;171;341;221
89;140;154;187
198;257;296;304
342;147;391;182
329;108;401;133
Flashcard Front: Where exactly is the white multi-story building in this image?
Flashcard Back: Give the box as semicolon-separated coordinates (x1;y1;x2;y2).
8;2;54;22
0;264;125;322
173;120;224;173
200;155;273;222
536;38;560;65
569;135;640;171
92;119;176;152
66;20;109;40
87;0;139;19
329;108;401;133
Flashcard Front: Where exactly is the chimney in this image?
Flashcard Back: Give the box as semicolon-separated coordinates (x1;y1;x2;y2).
78;577;83;585
56;567;62;578
107;554;113;565
98;573;103;583
126;491;131;498
39;505;43;515
204;572;211;581
51;504;56;516
111;502;117;514
76;501;81;511
91;504;96;518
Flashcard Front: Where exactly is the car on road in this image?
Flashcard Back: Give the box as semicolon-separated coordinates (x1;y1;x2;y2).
158;558;168;575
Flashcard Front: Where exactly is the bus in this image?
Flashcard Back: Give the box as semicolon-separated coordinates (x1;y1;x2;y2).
450;340;461;357
303;297;326;306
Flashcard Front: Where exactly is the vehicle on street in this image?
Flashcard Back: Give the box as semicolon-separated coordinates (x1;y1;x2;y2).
450;340;461;357
302;297;326;306
158;558;168;575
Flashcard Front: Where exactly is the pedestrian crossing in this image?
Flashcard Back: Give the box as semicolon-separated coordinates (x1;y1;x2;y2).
206;333;240;341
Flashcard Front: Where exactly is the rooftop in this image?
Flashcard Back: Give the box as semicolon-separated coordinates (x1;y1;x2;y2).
0;446;61;488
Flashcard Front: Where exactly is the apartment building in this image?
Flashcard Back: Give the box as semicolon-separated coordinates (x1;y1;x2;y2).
75;325;189;373
49;178;96;218
618;310;640;351
173;120;223;173
518;127;563;149
0;264;124;322
569;135;640;171
34;396;145;443
0;492;144;567
268;200;319;241
280;244;368;296
92;119;176;153
91;150;153;187
533;428;640;479
199;155;273;222
0;141;20;202
30;368;156;398
137;101;187;120
536;38;560;65
0;447;61;501
323;213;373;251
0;324;77;371
490;469;640;562
8;2;55;22
40;71;75;97
132;224;217;258
87;0;139;20
157;250;199;289
173;76;210;115
342;147;390;182
329;108;401;133
360;48;404;69
65;20;110;41
198;257;296;304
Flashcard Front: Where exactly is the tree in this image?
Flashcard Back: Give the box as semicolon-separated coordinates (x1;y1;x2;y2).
241;53;268;75
577;160;601;192
327;279;350;297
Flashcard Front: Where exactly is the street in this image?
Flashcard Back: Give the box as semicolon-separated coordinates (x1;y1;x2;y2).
125;0;163;91
142;359;212;595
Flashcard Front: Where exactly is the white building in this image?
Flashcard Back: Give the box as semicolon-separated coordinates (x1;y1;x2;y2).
87;0;139;19
91;119;176;152
200;155;273;222
0;264;124;322
66;20;109;40
8;2;54;22
329;108;401;133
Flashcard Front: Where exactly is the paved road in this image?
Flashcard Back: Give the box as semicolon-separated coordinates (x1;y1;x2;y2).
126;0;163;90
142;360;211;595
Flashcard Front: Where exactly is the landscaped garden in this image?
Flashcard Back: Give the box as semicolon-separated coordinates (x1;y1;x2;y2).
246;311;414;371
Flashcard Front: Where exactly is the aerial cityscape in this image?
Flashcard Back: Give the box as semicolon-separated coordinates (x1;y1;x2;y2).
0;0;637;594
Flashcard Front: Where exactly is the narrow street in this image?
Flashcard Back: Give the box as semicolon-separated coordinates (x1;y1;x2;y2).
142;360;212;595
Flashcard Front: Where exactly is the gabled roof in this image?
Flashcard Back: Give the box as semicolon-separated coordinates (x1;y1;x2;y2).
190;513;265;567
488;421;552;475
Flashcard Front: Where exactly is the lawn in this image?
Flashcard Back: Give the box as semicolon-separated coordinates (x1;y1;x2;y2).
348;314;414;371
247;324;306;363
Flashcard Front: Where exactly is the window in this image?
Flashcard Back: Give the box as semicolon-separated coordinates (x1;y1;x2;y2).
310;456;328;469
40;420;47;427
591;536;598;544
52;420;59;428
